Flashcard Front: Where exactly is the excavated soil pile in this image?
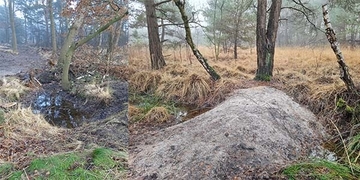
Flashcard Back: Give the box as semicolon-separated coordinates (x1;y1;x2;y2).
130;86;327;179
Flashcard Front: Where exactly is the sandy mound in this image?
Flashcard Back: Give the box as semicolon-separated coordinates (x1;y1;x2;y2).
130;86;327;179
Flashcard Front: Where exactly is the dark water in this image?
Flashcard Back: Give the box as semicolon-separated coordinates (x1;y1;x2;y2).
32;92;89;128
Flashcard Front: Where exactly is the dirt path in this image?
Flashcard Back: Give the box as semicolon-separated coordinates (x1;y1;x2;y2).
0;44;48;77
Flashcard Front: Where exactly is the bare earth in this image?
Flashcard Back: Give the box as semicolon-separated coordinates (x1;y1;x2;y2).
0;44;48;77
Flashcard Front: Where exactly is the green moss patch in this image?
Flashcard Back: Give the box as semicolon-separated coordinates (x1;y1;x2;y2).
1;148;127;180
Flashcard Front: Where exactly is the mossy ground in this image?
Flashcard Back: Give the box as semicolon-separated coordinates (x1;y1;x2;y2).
0;148;127;180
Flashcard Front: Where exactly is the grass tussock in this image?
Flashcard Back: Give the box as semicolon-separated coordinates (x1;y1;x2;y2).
206;78;239;106
130;71;162;93
2;106;61;139
165;64;189;77
156;73;211;106
0;77;29;101
282;160;360;180
143;106;171;123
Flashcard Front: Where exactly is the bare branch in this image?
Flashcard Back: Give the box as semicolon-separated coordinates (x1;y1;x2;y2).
154;0;172;7
281;6;325;33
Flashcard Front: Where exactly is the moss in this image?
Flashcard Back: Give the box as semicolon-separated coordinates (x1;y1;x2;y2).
337;98;356;114
4;147;127;179
345;105;355;114
254;74;272;81
336;98;347;109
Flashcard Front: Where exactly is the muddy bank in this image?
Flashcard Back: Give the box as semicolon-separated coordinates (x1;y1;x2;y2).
130;86;327;179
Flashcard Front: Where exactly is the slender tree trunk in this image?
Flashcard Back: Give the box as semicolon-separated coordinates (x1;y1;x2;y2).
160;18;165;43
350;26;356;50
174;0;220;81
4;0;9;44
48;0;57;55
24;17;28;44
8;0;17;52
106;21;122;62
234;24;238;59
145;0;166;70
44;1;50;47
255;0;281;81
322;4;357;94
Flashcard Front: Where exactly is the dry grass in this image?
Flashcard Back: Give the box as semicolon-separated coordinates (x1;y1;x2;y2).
0;77;63;140
129;45;360;126
80;83;112;100
143;106;171;123
156;73;211;106
130;71;162;93
0;77;30;101
2;107;62;139
128;105;141;122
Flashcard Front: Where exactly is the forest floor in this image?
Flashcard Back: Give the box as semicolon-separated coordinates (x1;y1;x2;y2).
0;44;129;179
0;44;49;77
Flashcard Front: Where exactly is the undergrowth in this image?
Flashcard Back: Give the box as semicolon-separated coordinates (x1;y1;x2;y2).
0;148;127;180
282;159;360;180
129;93;177;123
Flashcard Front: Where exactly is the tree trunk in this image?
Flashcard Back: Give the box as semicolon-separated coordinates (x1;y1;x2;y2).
48;0;57;55
60;11;128;90
322;4;357;94
255;0;281;81
160;18;165;43
4;0;9;44
234;26;238;59
350;27;356;50
24;17;28;44
145;0;166;70
107;21;122;62
60;13;85;90
174;0;220;81
8;0;17;53
44;0;50;47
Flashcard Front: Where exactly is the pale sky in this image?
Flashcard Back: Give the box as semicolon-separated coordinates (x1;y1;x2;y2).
188;0;208;10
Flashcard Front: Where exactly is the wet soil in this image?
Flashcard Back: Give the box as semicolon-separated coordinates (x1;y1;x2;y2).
0;44;129;168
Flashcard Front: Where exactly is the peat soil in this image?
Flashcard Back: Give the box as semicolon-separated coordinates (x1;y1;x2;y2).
0;44;128;168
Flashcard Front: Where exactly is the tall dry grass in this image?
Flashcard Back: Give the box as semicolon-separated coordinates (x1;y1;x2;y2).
129;44;360;124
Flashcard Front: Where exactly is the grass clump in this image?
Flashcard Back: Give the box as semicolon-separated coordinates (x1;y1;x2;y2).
129;93;176;123
156;73;211;106
0;163;13;177
130;71;161;93
144;106;171;123
282;160;360;180
0;77;29;101
347;133;360;164
1;148;127;180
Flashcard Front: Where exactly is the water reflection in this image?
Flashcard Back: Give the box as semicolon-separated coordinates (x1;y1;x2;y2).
32;92;89;128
